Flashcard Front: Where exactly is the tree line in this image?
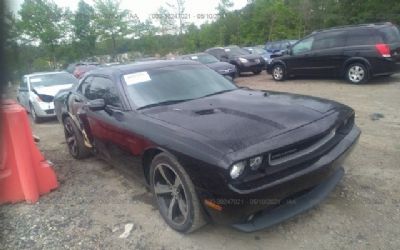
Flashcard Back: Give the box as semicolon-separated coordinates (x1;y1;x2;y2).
4;0;400;82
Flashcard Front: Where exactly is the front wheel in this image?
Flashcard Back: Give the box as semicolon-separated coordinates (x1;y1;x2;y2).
345;63;369;84
63;117;91;159
29;104;42;123
272;64;285;81
150;153;206;233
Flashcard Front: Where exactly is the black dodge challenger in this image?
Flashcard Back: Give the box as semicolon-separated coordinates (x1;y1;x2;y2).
54;60;360;233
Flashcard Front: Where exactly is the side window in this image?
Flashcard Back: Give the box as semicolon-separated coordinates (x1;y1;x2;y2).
346;28;380;46
78;76;93;96
85;77;122;108
313;31;346;50
292;36;314;55
20;77;28;88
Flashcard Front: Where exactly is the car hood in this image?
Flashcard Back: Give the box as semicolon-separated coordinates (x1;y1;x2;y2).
206;61;236;71
32;84;74;97
142;89;348;152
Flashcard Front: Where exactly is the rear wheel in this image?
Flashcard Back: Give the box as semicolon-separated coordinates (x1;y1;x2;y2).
150;153;206;233
63;117;91;159
345;63;369;84
272;64;285;81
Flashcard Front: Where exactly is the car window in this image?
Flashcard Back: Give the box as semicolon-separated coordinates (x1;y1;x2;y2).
346;28;381;46
378;25;400;44
20;77;28;88
78;76;93;95
85;76;122;108
292;36;314;55
313;31;346;50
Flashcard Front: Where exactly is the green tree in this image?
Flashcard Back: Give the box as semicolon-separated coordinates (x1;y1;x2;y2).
72;0;97;57
155;6;177;35
93;0;135;57
18;0;68;68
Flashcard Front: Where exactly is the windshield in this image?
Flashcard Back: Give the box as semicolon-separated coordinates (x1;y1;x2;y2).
225;47;250;57
250;47;267;55
30;73;77;88
123;64;237;109
191;54;219;64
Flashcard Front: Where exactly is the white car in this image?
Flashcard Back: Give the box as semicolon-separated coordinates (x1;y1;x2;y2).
17;72;77;123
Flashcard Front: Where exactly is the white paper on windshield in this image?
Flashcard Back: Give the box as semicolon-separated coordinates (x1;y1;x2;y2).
224;48;231;52
124;72;151;85
191;56;198;59
30;78;42;83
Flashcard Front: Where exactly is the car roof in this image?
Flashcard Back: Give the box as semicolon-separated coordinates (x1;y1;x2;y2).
87;60;201;76
312;22;394;34
24;71;69;78
180;52;209;57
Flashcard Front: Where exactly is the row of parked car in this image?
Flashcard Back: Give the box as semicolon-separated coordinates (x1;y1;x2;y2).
180;22;400;85
17;22;400;123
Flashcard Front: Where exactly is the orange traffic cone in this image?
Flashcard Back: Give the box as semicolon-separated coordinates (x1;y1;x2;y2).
0;100;58;204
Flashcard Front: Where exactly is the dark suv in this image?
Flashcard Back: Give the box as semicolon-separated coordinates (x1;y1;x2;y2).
206;46;265;76
267;23;400;84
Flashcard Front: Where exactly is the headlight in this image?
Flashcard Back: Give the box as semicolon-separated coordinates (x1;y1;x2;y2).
230;161;246;179
238;57;248;63
249;156;263;170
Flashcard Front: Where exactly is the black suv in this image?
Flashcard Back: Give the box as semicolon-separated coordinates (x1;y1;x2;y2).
205;46;265;76
267;23;400;84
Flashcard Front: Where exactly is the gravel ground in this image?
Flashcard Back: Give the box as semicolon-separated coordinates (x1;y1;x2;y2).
1;73;400;250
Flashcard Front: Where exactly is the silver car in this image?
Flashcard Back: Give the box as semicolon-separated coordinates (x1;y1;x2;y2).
17;72;77;123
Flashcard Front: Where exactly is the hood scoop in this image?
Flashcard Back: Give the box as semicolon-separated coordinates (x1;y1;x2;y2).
194;108;219;116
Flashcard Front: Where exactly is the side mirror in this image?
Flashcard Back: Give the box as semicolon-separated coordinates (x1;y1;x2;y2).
86;99;105;111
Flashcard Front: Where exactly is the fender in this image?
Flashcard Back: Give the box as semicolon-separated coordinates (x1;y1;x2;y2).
268;59;288;74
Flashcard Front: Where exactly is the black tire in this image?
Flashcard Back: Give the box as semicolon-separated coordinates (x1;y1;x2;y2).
345;63;369;84
272;64;286;81
253;69;262;75
150;153;206;233
63;117;91;159
29;104;42;123
235;67;241;78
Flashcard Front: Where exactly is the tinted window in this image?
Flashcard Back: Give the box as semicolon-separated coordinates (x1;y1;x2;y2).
292;36;314;55
85;77;121;107
123;65;236;109
313;31;346;50
78;76;93;95
378;25;400;43
346;28;380;46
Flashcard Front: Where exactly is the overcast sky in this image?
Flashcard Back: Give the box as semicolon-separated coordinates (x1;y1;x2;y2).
8;0;249;25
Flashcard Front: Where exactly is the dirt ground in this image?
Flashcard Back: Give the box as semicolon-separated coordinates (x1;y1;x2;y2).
1;73;400;250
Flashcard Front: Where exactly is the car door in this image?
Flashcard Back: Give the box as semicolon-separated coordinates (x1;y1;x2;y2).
309;31;347;76
82;75;136;161
285;36;317;76
17;76;29;109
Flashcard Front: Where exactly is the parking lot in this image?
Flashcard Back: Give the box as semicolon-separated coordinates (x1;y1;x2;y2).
1;73;400;250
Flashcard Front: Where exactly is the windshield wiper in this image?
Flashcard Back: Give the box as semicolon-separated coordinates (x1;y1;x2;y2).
137;99;194;110
201;89;235;98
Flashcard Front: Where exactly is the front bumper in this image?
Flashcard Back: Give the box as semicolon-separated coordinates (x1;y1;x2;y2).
199;125;360;231
238;62;264;73
32;101;56;117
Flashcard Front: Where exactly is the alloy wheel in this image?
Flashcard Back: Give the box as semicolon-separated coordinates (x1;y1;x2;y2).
153;163;189;226
64;121;78;157
273;66;283;80
348;65;365;83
